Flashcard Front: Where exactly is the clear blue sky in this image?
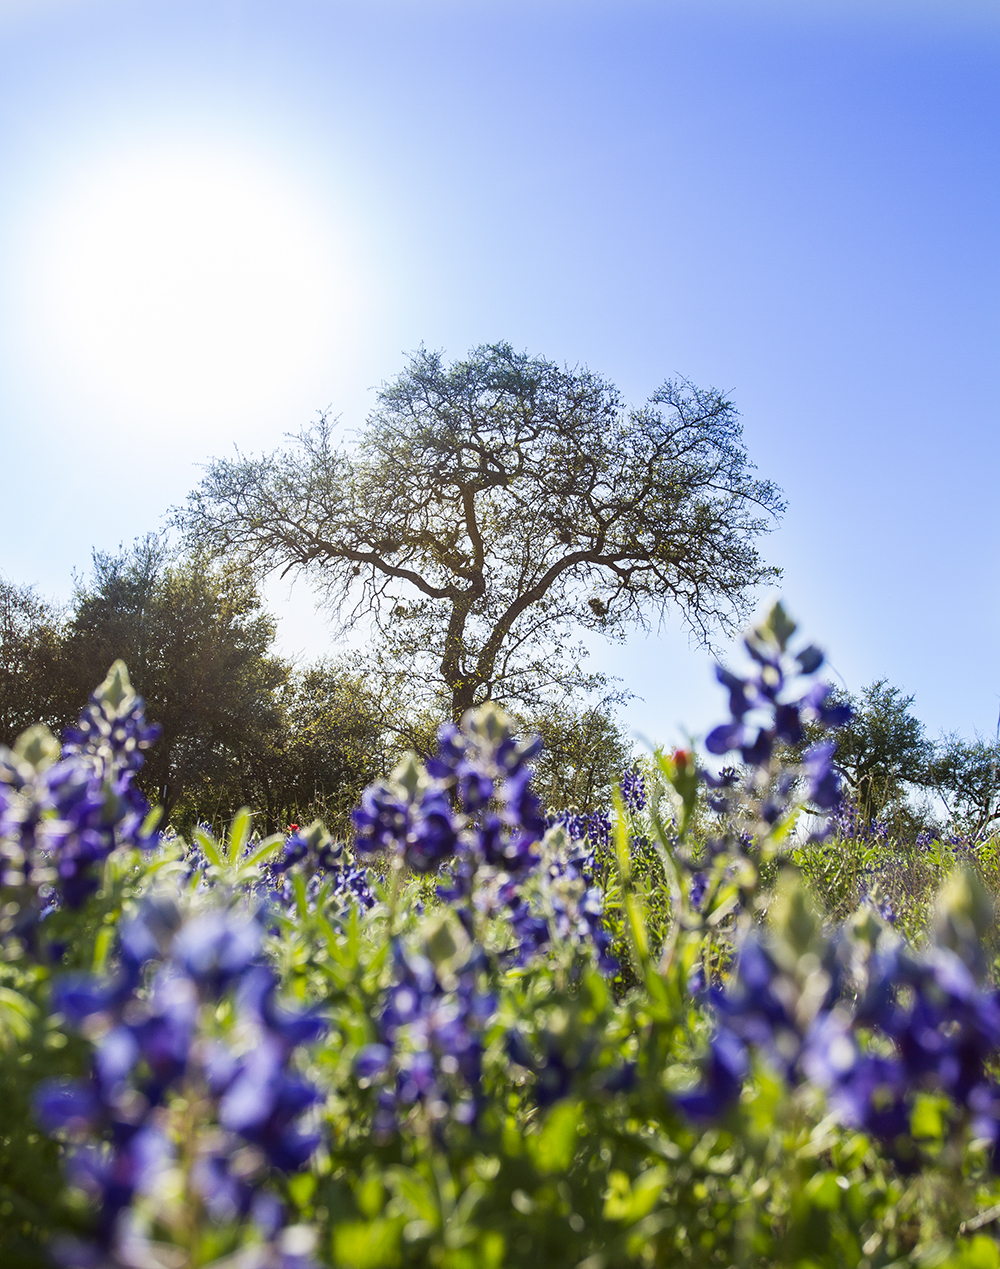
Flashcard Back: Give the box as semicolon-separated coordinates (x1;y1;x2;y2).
0;0;997;747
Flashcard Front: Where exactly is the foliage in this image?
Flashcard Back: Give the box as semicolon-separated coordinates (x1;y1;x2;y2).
6;605;1000;1268
927;735;1000;839
274;662;389;840
520;700;634;815
0;547;394;837
177;343;785;718
0;577;63;746
820;679;932;825
58;537;290;822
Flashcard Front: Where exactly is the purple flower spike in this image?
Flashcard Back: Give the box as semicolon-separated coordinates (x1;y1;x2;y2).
619;769;647;814
33;1080;101;1134
356;1044;392;1081
675;1028;749;1123
174;910;262;996
705;722;746;756
803;741;841;810
219;1040;322;1171
38;897;323;1261
53;975;118;1026
701;608;850;849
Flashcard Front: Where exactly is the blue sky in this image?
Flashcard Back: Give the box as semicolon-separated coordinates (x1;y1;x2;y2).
0;0;997;747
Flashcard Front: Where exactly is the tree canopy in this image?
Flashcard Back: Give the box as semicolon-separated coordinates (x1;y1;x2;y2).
58;537;289;819
0;577;63;745
926;734;1000;838
178;343;784;718
521;701;634;815
816;679;932;823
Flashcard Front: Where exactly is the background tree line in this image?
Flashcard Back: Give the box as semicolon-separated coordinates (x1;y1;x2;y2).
795;678;1000;840
5;343;990;844
4;540;995;841
4;342;777;837
0;537;633;835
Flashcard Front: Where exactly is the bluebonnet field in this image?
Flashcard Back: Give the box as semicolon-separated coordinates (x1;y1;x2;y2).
3;606;1000;1267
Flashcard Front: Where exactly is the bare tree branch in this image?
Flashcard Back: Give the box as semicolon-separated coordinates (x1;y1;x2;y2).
175;343;784;719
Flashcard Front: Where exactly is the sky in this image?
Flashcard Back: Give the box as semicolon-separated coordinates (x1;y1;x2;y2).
0;0;997;750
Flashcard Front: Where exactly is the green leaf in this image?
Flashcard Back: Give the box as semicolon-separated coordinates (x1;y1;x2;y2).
0;987;36;1046
332;1218;403;1269
193;827;223;868
243;833;285;869
961;1235;1000;1269
92;924;115;974
288;1171;317;1209
912;1093;946;1142
292;870;308;919
804;1171;841;1212
387;1166;440;1228
532;1100;581;1174
139;805;164;838
626;1166;669;1224
225;807;253;864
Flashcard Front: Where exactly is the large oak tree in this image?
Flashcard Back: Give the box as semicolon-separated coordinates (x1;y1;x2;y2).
178;344;784;719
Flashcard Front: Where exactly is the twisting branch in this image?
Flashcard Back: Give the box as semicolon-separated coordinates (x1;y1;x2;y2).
175;343;784;719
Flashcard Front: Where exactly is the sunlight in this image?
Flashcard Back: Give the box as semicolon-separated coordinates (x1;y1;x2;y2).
20;143;366;432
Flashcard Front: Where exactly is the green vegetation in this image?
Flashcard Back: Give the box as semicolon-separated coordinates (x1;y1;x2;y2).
2;605;1000;1268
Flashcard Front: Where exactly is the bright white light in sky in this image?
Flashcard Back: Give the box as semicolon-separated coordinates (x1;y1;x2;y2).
14;143;368;436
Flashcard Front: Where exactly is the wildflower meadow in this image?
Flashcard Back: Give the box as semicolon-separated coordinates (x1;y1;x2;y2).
3;604;1000;1268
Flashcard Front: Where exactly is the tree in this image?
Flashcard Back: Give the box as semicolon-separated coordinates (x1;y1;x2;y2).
925;735;1000;838
0;578;63;745
275;660;389;837
178;343;784;720
58;538;289;822
825;679;932;822
521;701;634;814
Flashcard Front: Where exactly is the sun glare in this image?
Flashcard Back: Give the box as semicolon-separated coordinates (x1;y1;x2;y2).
19;145;366;434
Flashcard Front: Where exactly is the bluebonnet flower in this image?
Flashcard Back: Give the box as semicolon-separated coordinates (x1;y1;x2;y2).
832;803;889;845
356;920;495;1131
546;808;612;851
702;765;739;815
353;764;459;873
674;1028;749;1122
800;741;841;811
681;865;1000;1174
704;605;849;771
35;898;325;1263
506;1014;634;1108
705;937;805;1080
0;665;161;954
354;705;545;881
547;809;588;841
587;811;613;850
264;821;376;915
620;769;647;814
426;710;543;823
698;607;851;864
857;877;896;925
351;705;618;983
508;1030;577;1107
505;826;618;974
354;706;566;961
61;662;161;775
